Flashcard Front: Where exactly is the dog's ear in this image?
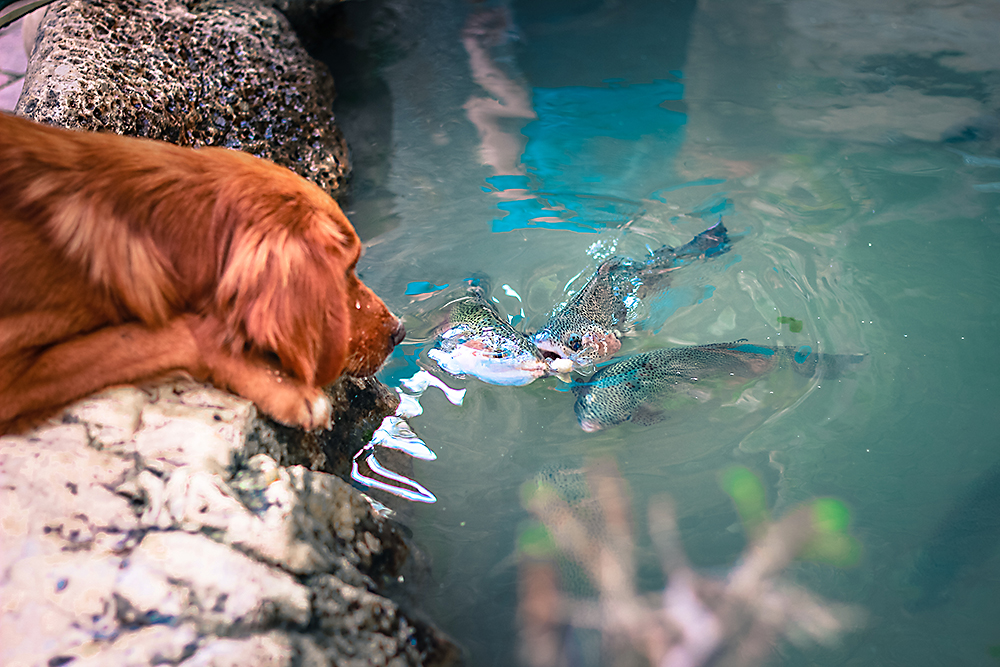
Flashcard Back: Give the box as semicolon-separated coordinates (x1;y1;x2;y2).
216;210;353;386
48;196;183;325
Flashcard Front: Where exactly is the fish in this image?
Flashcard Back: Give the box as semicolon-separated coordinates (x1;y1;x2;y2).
532;220;732;370
904;463;1000;611
572;341;863;432
428;292;572;386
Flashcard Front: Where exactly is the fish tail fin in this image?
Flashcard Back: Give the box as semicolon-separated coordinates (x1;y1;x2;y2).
647;219;731;269
774;345;867;378
676;219;731;258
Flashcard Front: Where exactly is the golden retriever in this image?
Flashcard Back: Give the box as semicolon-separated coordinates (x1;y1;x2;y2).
0;113;404;434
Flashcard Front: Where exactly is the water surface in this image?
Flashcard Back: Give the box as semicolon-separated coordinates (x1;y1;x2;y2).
324;1;1000;664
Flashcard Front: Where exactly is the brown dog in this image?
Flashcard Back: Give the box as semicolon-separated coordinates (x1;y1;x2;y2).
0;113;404;434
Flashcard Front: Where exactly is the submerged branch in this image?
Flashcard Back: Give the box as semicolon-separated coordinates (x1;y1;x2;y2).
519;458;862;667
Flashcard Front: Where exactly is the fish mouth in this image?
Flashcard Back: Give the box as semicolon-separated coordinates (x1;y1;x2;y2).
545;357;574;375
535;331;620;368
579;418;603;433
536;346;564;361
535;335;585;361
535;340;580;366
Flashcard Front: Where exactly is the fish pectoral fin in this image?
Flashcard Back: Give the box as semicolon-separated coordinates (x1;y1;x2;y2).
631;402;665;425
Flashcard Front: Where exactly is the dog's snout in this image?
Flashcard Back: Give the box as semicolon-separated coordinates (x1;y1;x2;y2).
390;318;406;348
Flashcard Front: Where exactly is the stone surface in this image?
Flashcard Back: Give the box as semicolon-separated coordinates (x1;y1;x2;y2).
15;0;350;197
247;375;400;476
0;378;460;667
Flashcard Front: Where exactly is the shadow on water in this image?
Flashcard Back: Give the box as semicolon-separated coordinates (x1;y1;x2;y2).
317;0;1000;665
902;463;1000;612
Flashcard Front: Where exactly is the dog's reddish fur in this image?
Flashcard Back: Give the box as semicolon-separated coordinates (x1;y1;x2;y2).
0;112;404;434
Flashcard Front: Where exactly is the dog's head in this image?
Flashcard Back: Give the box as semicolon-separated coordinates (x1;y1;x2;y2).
212;160;403;387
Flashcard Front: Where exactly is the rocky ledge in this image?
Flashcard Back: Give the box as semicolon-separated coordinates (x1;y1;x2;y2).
1;378;458;666
2;1;459;665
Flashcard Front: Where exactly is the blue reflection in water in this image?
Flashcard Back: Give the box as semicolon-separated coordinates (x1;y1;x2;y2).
378;341;423;388
690;192;734;218
404;281;450;296
490;80;687;233
794;345;813;364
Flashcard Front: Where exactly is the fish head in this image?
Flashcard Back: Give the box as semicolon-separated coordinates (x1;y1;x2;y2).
571;353;673;431
431;300;550;386
428;343;548;386
571;373;638;432
533;316;621;369
573;384;624;432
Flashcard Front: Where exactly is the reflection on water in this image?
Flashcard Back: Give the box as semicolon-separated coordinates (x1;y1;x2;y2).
326;0;1000;664
351;371;465;503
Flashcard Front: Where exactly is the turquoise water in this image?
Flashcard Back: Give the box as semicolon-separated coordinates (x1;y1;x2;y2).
325;0;1000;664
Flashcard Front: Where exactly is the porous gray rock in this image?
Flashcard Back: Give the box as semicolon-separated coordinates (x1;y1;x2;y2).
247;375;400;476
16;0;350;196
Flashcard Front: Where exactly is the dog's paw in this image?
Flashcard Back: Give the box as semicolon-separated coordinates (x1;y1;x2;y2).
303;390;333;431
249;380;332;431
267;387;333;431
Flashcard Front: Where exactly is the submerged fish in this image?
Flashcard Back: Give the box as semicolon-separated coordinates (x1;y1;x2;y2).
429;293;571;386
533;221;732;369
904;463;1000;611
572;341;863;432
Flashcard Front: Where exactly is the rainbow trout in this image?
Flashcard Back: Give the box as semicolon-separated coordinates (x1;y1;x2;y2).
429;293;572;386
532;221;731;370
572;341;863;431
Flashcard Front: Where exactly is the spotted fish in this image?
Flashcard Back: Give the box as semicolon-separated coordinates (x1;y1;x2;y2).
572;341;863;432
429;293;571;386
533;221;732;370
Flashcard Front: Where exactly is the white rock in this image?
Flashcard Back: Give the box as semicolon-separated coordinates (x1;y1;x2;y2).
178;632;295;667
121;531;312;629
72;623;200;667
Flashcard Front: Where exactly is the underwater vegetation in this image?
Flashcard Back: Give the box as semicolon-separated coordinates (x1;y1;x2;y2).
517;459;862;667
776;316;803;333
